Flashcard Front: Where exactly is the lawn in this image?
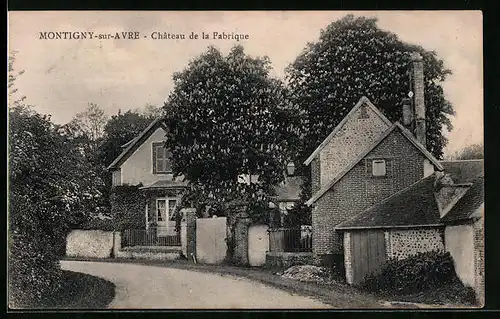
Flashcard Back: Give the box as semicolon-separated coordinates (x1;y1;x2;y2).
16;270;115;309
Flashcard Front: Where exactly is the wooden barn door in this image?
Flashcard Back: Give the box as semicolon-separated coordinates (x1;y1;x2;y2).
350;230;387;284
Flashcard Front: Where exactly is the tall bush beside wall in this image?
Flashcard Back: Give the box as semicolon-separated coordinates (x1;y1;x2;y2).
8;105;103;307
110;185;146;231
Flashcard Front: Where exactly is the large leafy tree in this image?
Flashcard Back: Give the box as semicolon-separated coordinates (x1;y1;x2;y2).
287;15;455;163
164;45;296;258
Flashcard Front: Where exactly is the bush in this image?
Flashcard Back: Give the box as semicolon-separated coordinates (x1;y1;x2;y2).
360;251;457;295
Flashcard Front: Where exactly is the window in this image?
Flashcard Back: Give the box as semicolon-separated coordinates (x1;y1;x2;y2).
156;198;177;222
372;159;386;177
157;199;166;222
153;143;172;174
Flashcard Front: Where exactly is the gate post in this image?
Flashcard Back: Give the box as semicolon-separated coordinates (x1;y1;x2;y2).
233;216;252;266
181;208;197;261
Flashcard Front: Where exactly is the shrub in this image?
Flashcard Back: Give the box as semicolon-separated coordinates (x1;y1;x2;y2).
360;251;457;295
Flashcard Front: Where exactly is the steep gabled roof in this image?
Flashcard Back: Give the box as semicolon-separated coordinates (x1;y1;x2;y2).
107;118;167;170
336;174;443;230
441;175;484;223
305;122;444;206
303;96;393;166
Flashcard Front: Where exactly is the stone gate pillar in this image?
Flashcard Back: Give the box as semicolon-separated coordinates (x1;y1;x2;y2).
181;208;197;262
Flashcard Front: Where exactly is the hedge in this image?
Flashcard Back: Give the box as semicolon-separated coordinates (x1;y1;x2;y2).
361;251;458;294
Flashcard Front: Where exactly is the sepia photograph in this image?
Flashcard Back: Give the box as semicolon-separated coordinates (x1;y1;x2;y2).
7;10;484;310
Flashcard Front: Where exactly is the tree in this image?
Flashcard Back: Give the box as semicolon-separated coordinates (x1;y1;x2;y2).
97;110;152;168
8;50;26;108
66;102;108;156
8;105;104;306
453;143;483;160
140;103;164;120
164;45;296;260
286;15;455;163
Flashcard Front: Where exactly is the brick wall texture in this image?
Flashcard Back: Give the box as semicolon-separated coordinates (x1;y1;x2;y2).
312;128;428;256
473;217;485;306
319;103;390;187
311;157;321;194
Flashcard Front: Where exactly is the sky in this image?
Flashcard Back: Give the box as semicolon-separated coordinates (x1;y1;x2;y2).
8;11;483;156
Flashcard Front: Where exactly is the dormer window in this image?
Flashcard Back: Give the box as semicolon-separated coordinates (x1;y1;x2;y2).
372;159;386;177
152;142;172;174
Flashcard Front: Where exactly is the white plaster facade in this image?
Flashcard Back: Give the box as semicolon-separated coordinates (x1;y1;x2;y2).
445;224;475;287
118;127;181;186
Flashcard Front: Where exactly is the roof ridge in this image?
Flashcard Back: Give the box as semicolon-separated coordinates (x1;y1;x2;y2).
306;123;444;206
303;96;392;165
306;123;399;206
107;118;164;170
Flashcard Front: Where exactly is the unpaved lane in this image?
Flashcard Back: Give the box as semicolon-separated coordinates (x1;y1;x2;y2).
60;260;331;309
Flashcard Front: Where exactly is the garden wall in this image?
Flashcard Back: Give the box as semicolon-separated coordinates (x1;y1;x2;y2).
66;230;119;259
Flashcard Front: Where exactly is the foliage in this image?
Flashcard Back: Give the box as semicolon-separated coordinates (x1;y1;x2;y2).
163;45;297;258
286;14;455;162
8;105;104;307
283;175;312;228
97;110;153;168
66;103;108;156
360;251;458;294
109;185;146;231
8;50;26;108
453;143;483;160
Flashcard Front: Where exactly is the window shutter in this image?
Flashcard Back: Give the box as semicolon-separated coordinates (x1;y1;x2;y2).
152;144;158;174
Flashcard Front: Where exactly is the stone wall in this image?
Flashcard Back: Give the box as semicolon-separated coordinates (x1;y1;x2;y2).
265;252;313;269
387;228;444;260
66;230;117;258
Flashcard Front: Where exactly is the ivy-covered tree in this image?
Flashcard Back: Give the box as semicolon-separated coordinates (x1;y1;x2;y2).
287;14;455;163
164;45;296;259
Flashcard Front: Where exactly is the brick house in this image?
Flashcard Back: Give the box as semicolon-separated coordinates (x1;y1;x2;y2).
303;52;484;304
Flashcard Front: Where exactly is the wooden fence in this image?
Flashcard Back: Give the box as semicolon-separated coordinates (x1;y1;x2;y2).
268;227;312;252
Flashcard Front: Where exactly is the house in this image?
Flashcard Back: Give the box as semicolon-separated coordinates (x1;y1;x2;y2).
303;52;484;303
107;118;187;238
107;117;302;237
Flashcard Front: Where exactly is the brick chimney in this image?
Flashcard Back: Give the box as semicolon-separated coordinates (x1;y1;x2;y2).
411;52;426;147
401;97;413;128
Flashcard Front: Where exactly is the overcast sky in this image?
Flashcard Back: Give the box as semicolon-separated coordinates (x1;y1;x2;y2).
8;11;482;156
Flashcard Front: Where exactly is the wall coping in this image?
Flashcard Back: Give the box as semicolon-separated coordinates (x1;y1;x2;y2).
266;252;313;257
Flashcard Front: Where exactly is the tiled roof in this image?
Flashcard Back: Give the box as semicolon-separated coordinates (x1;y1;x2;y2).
440;160;484;183
272;176;304;201
441;175;484;223
337;174;442;229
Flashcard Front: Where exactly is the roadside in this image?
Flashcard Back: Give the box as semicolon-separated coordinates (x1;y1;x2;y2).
11;270;115;309
62;257;385;309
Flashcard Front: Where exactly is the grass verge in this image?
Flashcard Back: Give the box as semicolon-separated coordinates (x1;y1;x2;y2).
21;270;115;309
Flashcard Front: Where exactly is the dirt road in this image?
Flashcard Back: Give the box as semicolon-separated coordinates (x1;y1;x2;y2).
60;260;331;309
